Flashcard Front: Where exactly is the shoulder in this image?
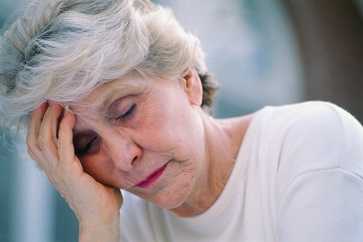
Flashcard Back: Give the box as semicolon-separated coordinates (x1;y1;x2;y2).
257;101;363;188
261;100;346;138
267;102;363;241
275;101;345;167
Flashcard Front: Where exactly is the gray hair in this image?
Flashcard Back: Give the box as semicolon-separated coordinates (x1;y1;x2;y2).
0;0;218;130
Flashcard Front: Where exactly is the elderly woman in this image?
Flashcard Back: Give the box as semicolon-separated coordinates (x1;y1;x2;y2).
1;0;363;242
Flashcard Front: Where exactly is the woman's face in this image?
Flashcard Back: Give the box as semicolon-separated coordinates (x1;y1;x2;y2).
70;72;205;209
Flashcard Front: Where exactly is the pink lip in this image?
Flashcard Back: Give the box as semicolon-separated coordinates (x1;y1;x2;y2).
135;163;169;188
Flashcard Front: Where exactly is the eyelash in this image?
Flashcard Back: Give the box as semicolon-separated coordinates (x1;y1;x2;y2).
115;103;136;121
76;135;98;157
76;104;137;156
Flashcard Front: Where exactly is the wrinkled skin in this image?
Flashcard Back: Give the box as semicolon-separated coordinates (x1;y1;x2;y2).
27;69;253;220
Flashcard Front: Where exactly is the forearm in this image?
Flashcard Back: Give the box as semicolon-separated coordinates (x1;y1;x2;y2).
79;215;121;242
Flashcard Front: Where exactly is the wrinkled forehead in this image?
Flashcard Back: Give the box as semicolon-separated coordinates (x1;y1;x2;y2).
68;74;150;124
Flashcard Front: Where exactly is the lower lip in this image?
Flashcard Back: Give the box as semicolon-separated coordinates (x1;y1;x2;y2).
136;163;169;188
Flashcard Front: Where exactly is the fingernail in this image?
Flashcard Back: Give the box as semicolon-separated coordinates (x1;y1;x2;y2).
37;102;47;109
49;100;56;106
65;109;73;116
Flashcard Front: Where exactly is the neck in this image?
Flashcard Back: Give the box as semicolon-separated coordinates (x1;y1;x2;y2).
171;111;253;217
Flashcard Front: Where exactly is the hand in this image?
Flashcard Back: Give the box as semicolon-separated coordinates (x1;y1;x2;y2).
26;102;123;225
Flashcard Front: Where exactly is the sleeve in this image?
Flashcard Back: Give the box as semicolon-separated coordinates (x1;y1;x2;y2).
277;168;363;242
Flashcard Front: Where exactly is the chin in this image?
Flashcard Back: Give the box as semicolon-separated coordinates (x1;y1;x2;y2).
151;181;194;210
154;195;186;210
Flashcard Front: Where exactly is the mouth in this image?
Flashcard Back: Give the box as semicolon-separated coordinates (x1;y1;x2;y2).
135;162;169;189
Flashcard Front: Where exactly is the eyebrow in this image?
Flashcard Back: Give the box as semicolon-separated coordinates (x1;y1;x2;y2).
71;87;132;135
100;87;132;112
71;78;149;134
92;81;144;111
71;80;147;122
100;82;147;113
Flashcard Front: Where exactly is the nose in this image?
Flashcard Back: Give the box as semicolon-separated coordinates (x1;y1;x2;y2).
101;129;142;172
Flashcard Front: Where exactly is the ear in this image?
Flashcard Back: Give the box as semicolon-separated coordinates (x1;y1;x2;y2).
180;68;203;106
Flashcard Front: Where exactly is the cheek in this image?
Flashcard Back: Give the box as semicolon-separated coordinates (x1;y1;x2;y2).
80;154;119;187
136;98;195;153
136;159;198;209
165;161;197;203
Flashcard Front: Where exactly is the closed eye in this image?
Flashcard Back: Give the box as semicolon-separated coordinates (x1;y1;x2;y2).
74;134;99;157
115;103;136;121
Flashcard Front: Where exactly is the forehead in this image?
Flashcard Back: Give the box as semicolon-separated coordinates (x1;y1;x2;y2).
74;73;149;106
69;74;150;127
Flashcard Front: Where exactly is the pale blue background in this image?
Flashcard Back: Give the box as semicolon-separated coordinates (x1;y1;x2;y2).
2;0;361;241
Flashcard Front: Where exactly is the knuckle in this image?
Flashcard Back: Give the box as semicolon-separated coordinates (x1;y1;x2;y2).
26;147;36;159
48;175;56;185
27;133;34;145
38;136;46;150
26;138;34;150
38;133;52;150
34;162;44;171
32;157;46;171
27;138;40;156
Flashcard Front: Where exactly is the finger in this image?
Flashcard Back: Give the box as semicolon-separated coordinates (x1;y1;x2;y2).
48;102;63;144
27;102;48;149
58;110;78;165
38;103;61;166
27;102;48;162
27;148;47;171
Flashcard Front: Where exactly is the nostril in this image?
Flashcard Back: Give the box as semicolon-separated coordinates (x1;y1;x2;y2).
131;155;138;166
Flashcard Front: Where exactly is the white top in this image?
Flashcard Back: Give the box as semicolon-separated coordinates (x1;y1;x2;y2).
120;101;363;242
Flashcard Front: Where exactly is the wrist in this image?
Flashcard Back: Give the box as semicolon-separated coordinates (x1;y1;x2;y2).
79;214;120;242
79;211;120;230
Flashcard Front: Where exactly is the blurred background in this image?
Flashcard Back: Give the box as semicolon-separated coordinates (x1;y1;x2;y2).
1;0;363;241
